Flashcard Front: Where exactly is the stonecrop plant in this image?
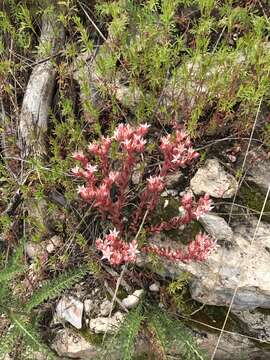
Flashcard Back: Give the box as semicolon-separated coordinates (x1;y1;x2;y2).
72;123;215;265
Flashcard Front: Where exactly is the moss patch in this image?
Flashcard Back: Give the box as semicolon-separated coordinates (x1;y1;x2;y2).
239;184;270;222
151;197;203;242
80;329;104;346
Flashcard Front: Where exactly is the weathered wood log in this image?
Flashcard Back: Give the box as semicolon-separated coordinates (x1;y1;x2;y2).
18;10;64;240
19;12;64;157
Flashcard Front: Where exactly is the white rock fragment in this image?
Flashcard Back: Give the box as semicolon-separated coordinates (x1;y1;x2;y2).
46;235;62;253
161;189;178;197
122;289;144;309
199;213;234;244
25;242;44;259
51;328;98;358
190;159;238;198
55;296;83;329
149;283;160;292
84;299;94;315
100;299;112;316
3;355;12;360
89;311;124;334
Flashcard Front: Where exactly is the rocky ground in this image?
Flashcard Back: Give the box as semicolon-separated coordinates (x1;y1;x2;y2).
14;149;270;359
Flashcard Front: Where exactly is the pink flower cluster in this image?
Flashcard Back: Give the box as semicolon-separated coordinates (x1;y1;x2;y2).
72;123;215;266
149;192;212;233
72;123;149;231
142;232;215;262
96;229;138;265
160;130;200;177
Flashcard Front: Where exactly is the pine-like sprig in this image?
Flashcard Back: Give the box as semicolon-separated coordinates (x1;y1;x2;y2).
25;265;88;312
148;307;206;360
100;304;144;360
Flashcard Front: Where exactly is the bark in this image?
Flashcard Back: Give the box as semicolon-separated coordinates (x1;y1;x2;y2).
19;12;64;157
17;10;65;239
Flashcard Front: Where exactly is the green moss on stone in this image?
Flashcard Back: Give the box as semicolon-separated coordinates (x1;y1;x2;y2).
151;196;203;242
240;184;270;222
80;329;104;346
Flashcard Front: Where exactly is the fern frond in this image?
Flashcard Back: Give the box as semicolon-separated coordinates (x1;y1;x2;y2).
116;304;144;360
101;304;144;360
25;265;88;312
149;307;206;360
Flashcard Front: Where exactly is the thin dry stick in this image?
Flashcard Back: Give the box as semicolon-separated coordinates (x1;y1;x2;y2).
210;183;270;360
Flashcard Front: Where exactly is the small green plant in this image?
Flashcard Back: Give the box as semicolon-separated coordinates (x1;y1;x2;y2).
100;302;206;359
0;246;89;359
167;272;192;313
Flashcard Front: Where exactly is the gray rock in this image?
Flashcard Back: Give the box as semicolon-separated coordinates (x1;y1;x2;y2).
84;299;94;315
100;299;112;316
232;309;270;341
190;159;238;198
122;289;144;309
46;235;62;253
245;150;270;194
89;311;124;334
140;218;270;310
55;296;83;329
25;242;44;259
165;171;183;188
149;283;160;292
51;328;98;359
199;213;234;245
198;331;270;360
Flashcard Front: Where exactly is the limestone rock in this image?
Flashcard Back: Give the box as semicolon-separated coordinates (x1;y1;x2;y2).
245;150;270;194
51;328;98;359
55;296;83;329
84;299;94;315
100;299;112;316
199;213;234;245
46;235;62;253
232;309;270;341
190;159;238;198
25;242;44;259
149;283;160;292
140;218;270;310
198;331;270;360
122;289;144;309
89;311;124;334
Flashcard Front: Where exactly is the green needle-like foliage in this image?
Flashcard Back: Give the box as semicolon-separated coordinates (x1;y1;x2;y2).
100;304;144;360
25;265;89;312
0;245;89;359
149;307;206;360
